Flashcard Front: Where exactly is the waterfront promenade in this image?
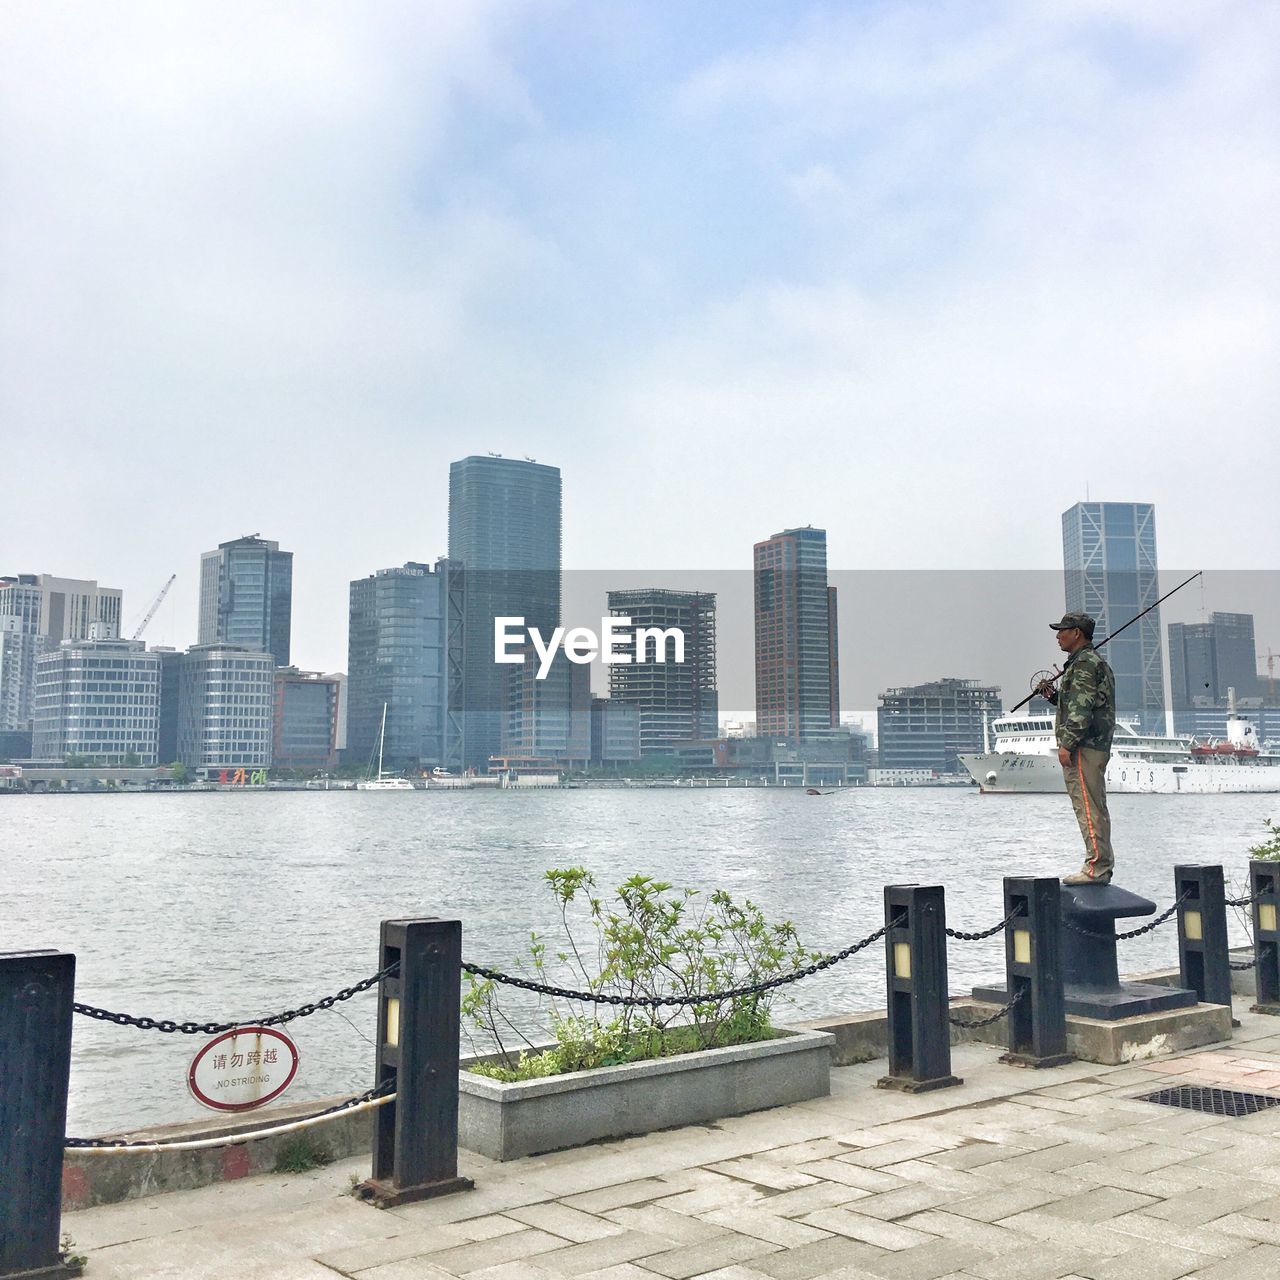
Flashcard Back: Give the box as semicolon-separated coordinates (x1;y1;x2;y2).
66;1000;1280;1280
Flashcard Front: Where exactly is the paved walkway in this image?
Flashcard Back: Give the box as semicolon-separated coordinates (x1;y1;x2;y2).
68;1004;1280;1280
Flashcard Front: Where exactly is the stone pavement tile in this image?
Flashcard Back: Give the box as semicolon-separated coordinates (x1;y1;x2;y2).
837;1183;955;1221
751;1181;869;1218
1101;1212;1252;1260
1177;1242;1280;1278
1055;1244;1205;1280
400;1228;567;1276
1210;1212;1280;1245
796;1159;905;1192
603;1204;731;1244
1138;1184;1276;1227
876;1159;994;1195
942;1182;1062;1222
536;1232;673;1277
634;1233;781;1279
700;1206;833;1247
705;1155;822;1191
465;1265;561;1280
795;1207;935;1251
841;1139;954;1168
1185;1136;1280;1173
572;1266;664;1280
1083;1144;1198;1174
966;1144;1084;1176
859;1238;992;1279
760;1137;862;1166
356;1263;479;1280
964;1244;1099;1280
507;1204;629;1243
653;1173;772;1216
388;1181;554;1228
564;1181;684;1214
315;1225;484;1274
454;1215;536;1242
1033;1186;1160;1223
897;1210;1023;1255
1054;1163;1201;1199
746;1233;887;1279
65;1197;196;1251
993;1211;1135;1258
927;1142;1038;1171
1237;1192;1280;1221
1033;1081;1117;1101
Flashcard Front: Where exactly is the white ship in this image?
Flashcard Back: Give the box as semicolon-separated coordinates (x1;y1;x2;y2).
355;704;416;791
960;694;1280;795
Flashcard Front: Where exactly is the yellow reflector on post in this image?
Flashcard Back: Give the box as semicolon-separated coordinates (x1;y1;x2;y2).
1262;904;1278;934
893;942;912;980
1013;928;1032;964
386;996;401;1048
1184;909;1202;941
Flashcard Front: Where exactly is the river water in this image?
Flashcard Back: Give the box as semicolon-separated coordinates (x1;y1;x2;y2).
3;788;1275;1135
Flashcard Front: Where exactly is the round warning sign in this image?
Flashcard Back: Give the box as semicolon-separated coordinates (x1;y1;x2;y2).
187;1025;300;1112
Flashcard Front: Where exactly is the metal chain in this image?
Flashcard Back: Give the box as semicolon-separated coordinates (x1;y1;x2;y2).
463;917;900;1008
72;963;398;1035
1061;892;1190;942
948;985;1025;1028
65;1080;395;1150
1226;892;1261;908
1230;957;1258;970
946;908;1019;942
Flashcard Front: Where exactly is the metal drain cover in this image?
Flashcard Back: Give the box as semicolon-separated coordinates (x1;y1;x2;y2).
1138;1085;1280;1117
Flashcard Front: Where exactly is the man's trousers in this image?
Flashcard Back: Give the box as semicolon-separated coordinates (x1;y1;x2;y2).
1063;747;1113;880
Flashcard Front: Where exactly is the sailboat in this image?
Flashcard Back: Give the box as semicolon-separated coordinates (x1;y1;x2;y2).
356;704;415;791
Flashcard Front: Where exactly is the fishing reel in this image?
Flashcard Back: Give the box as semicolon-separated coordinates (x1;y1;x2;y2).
1030;668;1060;699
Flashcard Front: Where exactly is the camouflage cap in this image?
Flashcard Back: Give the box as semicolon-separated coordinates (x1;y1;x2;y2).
1049;612;1095;638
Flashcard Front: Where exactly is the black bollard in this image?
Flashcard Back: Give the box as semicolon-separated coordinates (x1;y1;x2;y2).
1;950;79;1280
1251;860;1280;1016
1000;877;1071;1068
1175;865;1233;1013
877;885;961;1093
356;919;474;1207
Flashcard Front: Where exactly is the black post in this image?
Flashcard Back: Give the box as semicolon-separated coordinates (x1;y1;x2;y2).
356;919;473;1207
1251;860;1280;1016
1000;877;1071;1068
1175;865;1233;1014
1;950;80;1280
877;885;961;1093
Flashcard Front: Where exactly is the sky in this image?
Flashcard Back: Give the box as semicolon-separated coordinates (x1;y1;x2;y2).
2;0;1277;686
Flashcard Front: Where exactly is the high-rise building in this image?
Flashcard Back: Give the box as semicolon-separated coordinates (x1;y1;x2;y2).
177;644;275;772
347;562;452;772
272;669;340;770
448;456;561;769
32;638;160;764
753;527;840;741
877;678;1002;774
1062;502;1164;727
1169;612;1259;709
502;649;591;764
1;573;124;735
606;589;718;755
590;697;641;765
198;535;293;667
154;647;183;763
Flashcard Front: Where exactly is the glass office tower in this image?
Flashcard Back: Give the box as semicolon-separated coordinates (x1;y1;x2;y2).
198;535;293;667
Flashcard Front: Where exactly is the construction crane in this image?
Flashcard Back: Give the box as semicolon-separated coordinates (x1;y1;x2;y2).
132;574;176;641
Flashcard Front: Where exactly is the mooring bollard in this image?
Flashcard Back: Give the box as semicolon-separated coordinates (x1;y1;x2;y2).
999;877;1071;1068
877;884;961;1092
1175;865;1233;1012
1251;860;1280;1016
1;950;79;1280
356;919;474;1207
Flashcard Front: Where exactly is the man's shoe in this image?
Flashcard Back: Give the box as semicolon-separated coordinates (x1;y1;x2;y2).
1063;871;1111;886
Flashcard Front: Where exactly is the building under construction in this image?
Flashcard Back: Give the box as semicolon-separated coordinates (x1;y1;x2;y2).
605;589;718;756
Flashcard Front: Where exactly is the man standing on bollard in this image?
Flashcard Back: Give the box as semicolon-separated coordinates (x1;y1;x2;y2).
1038;612;1116;885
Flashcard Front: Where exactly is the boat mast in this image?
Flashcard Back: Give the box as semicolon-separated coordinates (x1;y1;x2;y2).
378;703;387;779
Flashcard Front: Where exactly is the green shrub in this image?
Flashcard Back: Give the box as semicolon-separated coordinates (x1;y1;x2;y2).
463;868;819;1081
273;1134;332;1173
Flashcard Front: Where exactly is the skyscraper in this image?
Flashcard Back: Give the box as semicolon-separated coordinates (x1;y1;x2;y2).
448;456;561;769
606;589;718;755
1062;502;1164;727
753;527;840;741
347;561;452;772
198;535;293;667
1169;612;1259;708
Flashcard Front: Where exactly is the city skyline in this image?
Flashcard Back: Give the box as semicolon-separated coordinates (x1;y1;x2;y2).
3;3;1276;691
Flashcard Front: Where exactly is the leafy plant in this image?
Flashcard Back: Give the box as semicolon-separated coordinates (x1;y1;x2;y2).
60;1233;87;1271
463;868;819;1082
1250;818;1280;862
273;1134;332;1173
1228;819;1280;941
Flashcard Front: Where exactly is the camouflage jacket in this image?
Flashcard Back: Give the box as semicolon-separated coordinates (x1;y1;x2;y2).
1048;645;1115;752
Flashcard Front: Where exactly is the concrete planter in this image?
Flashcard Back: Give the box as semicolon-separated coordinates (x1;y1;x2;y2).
459;1027;834;1161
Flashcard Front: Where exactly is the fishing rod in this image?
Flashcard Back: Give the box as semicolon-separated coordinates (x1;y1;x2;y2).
1007;569;1203;715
